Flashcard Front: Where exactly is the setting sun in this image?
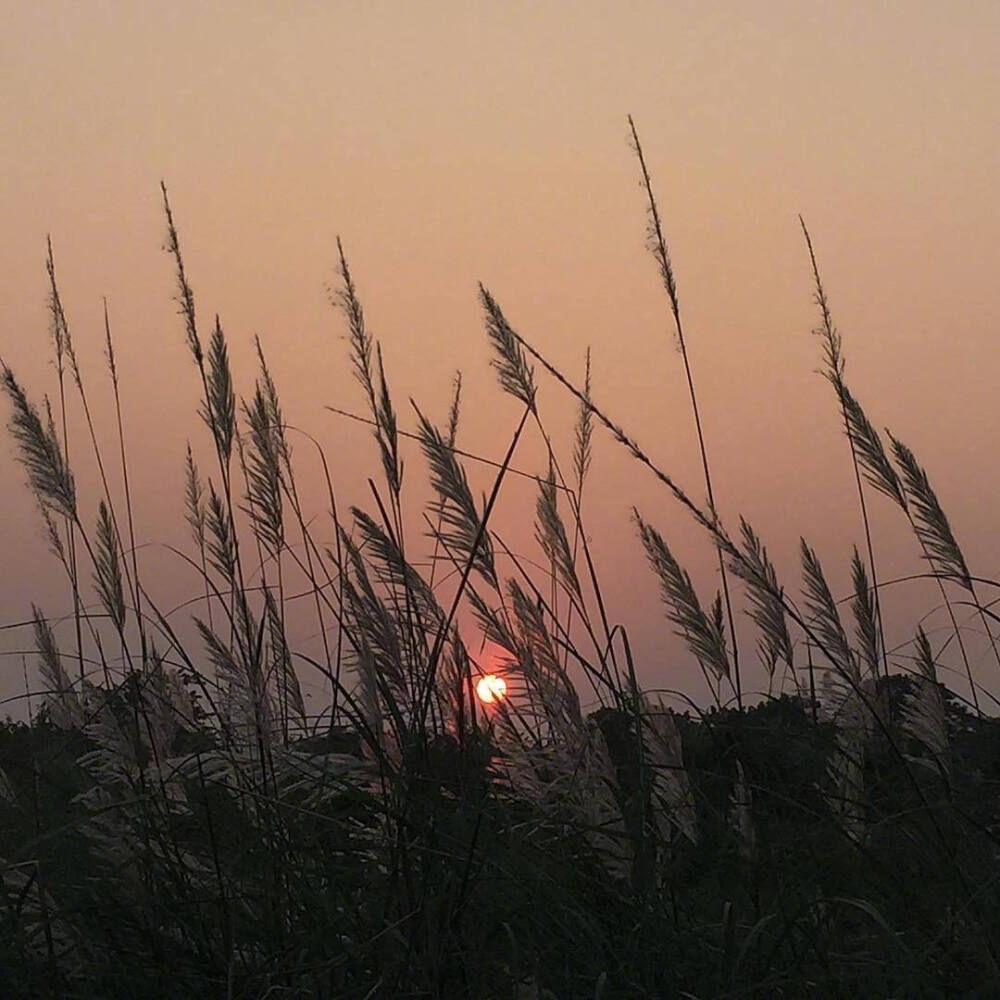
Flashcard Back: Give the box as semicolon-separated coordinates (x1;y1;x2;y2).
475;674;507;705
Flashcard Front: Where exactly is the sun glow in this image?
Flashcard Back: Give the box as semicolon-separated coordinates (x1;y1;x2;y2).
475;674;507;705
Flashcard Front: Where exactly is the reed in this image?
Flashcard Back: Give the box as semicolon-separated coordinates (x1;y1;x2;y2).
2;128;1000;998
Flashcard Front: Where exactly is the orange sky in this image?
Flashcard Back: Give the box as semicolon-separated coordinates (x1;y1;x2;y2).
3;1;1000;719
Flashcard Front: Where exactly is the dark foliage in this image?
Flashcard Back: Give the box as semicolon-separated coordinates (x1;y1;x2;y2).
4;686;1000;999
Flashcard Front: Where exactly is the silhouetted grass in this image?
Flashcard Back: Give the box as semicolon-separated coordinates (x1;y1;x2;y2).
3;126;1000;998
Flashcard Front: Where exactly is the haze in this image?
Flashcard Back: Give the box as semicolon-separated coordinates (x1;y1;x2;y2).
3;1;999;717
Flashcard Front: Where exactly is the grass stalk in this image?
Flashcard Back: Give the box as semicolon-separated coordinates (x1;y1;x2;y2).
629;115;743;709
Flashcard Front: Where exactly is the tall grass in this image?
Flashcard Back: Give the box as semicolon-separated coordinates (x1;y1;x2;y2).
2;127;1000;998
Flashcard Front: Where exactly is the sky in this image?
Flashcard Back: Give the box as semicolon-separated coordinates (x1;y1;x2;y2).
2;1;1000;721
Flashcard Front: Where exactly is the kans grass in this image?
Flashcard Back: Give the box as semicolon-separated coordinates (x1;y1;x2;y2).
3;127;1000;998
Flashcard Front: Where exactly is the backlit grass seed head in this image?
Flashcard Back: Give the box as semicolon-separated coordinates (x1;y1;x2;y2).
415;404;498;589
509;578;582;735
94;500;126;634
32;605;82;729
254;336;291;470
637;514;730;684
45;238;82;387
195;616;270;744
1;362;77;519
337;527;409;694
242;383;285;558
800;539;857;680
184;444;206;549
889;432;972;592
573;347;594;496
161;183;202;365
468;587;518;657
446;370;462;448
535;470;582;603
102;298;118;385
733;517;794;679
263;586;305;728
850;548;879;680
478;284;537;410
201;318;236;463
836;382;905;507
373;343;402;496
628;116;681;332
351;506;444;629
800;216;845;383
901;626;950;774
41;504;67;563
641;696;699;845
334;237;374;403
205;484;238;586
334;243;402;496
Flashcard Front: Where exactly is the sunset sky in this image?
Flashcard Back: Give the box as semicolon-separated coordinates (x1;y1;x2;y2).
3;1;999;719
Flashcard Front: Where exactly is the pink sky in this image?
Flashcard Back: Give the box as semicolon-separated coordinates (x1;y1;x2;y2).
3;1;1000;719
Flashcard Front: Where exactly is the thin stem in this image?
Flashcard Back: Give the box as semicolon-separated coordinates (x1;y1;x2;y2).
628;115;742;707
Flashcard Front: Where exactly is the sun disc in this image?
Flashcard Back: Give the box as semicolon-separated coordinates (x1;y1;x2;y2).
476;674;507;704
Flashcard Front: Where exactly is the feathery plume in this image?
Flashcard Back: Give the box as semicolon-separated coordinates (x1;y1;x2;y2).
201;318;236;464
93;500;126;634
800;216;844;383
254;336;291;469
446;370;462;449
850;548;879;681
509;578;582;737
836;383;905;507
351;506;443;630
334;241;401;496
889;432;972;591
264;587;305;731
641;697;698;845
184;444;206;550
335;237;375;406
479;284;537;410
573;347;593;496
800;539;856;679
1;362;76;519
45;237;82;387
415;403;498;589
161;182;202;364
628;116;681;332
32;605;82;729
731;517;794;681
204;483;238;587
535;468;582;603
901;626;950;777
242;382;285;558
637;513;730;684
195;616;270;746
468;587;519;657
